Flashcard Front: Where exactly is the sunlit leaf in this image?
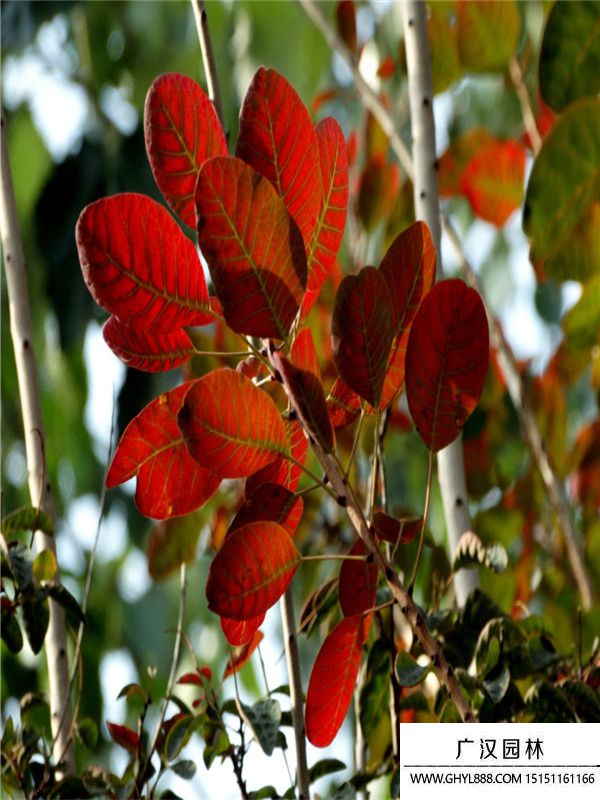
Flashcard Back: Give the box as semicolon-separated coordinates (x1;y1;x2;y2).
76;193;212;331
405;280;489;452
542;201;600;284
438;128;496;197
224;630;264;678
221;614;265;647
326;378;362;429
290;328;321;379
460;140;526;227
305;615;369;747
456;0;520;72
452;531;508;574
236;67;321;248
106;722;140;753
338;540;377;617
147;511;203;580
2;506;54;537
103;316;194;373
206;522;300;619
144;72;227;227
195;157;307;339
179;368;287;478
32;549;57;582
428;2;462;94
332;267;395;407
395;652;431;687
245;420;307;497
563;275;600;350
107;382;221;519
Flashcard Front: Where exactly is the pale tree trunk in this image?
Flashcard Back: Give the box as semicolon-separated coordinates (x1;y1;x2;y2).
402;0;479;608
1;114;75;774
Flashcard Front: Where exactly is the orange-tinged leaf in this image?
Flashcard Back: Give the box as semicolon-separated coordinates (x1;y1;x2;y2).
106;383;221;519
106;722;140;753
230;484;304;537
272;353;334;454
236;67;321;248
195;157;307;339
406;280;489;453
224;630;264;678
326;378;362;429
377;55;396;80
206;521;301;620
144;73;227;228
302;117;349;316
103;316;194;373
76;193;212;331
338;540;377;617
221;614;265;647
460;140;526;227
438;128;496;197
178;369;287;479
305;615;370;747
332;267;395;407
378;329;409;411
290;328;321;379
245;419;307;497
357;156;399;231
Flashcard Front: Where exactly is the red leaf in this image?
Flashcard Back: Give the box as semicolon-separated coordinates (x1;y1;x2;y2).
195;157;307;339
377;55;396;80
459;139;526;226
336;0;357;52
332;267;395;407
231;483;304;537
372;512;421;545
272;353;334;454
221;614;265;647
106;383;221;519
326;378;362;429
177;666;212;685
236;67;321;248
438;128;496;197
339;540;377;617
106;722;140;753
178;368;287;479
103;316;194;373
357;156;399;230
305;615;370;747
144;73;227;228
405;280;489;452
76;193;212;331
290;328;321;379
206;521;301;620
245;419;307;496
223;630;264;679
302;117;349;316
377;329;409;411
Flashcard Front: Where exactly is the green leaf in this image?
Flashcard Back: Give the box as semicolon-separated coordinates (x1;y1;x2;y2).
539;0;600;112
359;641;391;741
3;543;34;590
457;0;520;72
33;548;58;582
171;760;196;780
482;662;511;704
248;788;279;800
543;202;600;283
563;274;600;350
560;680;600;722
165;714;196;761
117;683;149;702
525;681;576;722
202;729;229;770
241;698;281;756
1;603;23;653
308;758;346;784
21;591;49;653
523;98;600;267
45;583;86;625
147;511;204;582
77;717;99;750
395;652;431;687
2;506;54;537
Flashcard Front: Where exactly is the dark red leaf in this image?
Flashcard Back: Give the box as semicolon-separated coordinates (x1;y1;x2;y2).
372;512;421;545
206;521;301;620
290;328;321;379
357;156;399;230
195;157;307;339
178;368;287;479
332;267;395;407
405;279;489;452
245;420;307;496
305;615;370;747
103;316;194;373
236;67;321;248
144;72;227;228
272;351;334;453
326;378;362;429
223;630;264;679
459;139;526;226
221;615;265;647
336;0;357;52
230;483;304;537
106;722;140;753
76;193;212;331
377;329;409;411
106;383;221;519
302;117;349;316
338;540;377;617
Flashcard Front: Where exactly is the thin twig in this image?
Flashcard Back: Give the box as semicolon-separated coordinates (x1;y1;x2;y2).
191;0;225;129
509;57;542;155
407;449;434;594
1;112;74;774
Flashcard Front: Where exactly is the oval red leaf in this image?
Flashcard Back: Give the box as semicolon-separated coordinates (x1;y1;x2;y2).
106;383;221;519
332;267;395;407
106;722;140;753
459;139;526;227
178;368;287;479
206;521;301;620
305;615;370;747
144;73;227;228
236;67;321;248
326;378;362;429
302;117;349;316
221;614;265;647
76;193;212;331
405;279;489;453
103;316;194;373
245;420;307;497
223;630;264;679
195;157;307;339
338;540;377;617
230;483;303;537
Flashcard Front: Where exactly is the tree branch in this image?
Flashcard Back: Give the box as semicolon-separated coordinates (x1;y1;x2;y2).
191;0;225;129
1;113;74;774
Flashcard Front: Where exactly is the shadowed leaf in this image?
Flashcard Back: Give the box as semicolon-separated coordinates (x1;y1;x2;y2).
106;382;221;519
144;72;227;227
245;420;307;497
241;698;281;756
372;512;421;546
406;280;489;452
2;506;54;537
395;652;431;687
147;511;203;580
230;484;304;537
196;157;307;339
103;316;194;373
338;540;377;617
